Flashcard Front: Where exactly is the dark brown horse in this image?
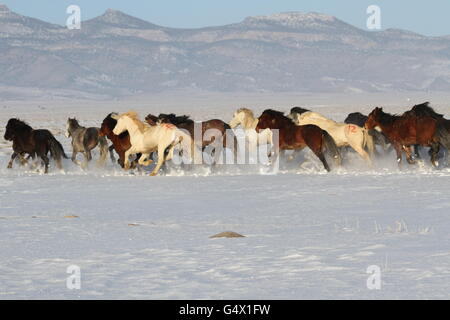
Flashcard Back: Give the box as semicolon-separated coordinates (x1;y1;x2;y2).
255;109;341;172
4;118;67;173
146;113;237;163
99;113;140;169
402;102;450;160
365;107;443;167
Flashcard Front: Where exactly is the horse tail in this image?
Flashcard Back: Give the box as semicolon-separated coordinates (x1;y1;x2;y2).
48;136;67;169
436;121;450;150
362;128;375;157
98;135;109;166
322;130;342;166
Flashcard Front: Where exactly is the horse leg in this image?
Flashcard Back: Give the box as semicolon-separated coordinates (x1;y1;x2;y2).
40;154;50;174
138;153;153;166
123;150;133;170
7;152;18;169
393;143;404;168
150;145;169;176
430;143;440;167
348;140;372;166
404;146;416;164
413;145;421;160
71;150;82;166
109;145;116;162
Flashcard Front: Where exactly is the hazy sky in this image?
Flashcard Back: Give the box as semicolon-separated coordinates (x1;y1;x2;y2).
1;0;448;36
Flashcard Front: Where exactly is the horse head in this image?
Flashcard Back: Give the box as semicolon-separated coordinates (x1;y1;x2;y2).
145;114;159;126
365;107;383;130
99;113;118;137
66;118;80;138
4;118;31;141
230;108;255;129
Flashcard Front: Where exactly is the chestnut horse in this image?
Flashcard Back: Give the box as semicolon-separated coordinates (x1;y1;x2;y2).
256;109;341;172
99;113;140;169
365;107;443;167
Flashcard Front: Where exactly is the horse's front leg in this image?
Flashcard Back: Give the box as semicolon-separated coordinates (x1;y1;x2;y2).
138;153;153;166
404;145;416;164
7;152;18;169
71;150;82;166
109;145;116;163
123;150;133;170
393;143;403;168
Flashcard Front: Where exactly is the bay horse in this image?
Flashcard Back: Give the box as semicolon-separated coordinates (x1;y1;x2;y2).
289;108;374;165
66;118;109;168
365;107;443;167
402;102;450;160
344;111;391;153
4;118;67;173
112;111;193;176
148;113;237;164
255;109;341;172
99;113;141;169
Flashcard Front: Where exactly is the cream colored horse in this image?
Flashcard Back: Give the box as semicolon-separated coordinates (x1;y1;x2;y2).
290;111;374;164
229;108;273;155
112;111;193;176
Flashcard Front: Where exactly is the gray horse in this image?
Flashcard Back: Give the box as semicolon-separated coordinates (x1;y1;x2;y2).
65;118;109;168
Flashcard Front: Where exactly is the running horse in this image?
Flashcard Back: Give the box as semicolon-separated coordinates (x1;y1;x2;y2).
4;118;67;173
147;113;237;164
364;107;449;167
402;102;450;161
112;111;194;176
99;113;141;169
66;118;110;168
256;109;341;172
289;108;374;165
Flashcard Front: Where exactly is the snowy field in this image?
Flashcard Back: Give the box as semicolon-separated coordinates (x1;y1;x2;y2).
0;92;449;299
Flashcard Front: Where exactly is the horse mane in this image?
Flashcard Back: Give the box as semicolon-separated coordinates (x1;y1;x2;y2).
120;111;149;133
261;109;286;118
409;102;443;118
158;113;192;125
236;108;255;118
7;118;33;132
377;109;399;126
290;107;311;115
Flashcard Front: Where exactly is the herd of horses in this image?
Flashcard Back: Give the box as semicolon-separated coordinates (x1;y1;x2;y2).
3;102;450;175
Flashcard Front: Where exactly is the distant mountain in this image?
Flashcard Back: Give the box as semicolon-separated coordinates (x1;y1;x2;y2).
1;5;450;99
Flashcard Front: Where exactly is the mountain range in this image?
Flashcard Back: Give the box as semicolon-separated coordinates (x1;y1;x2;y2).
1;4;450;99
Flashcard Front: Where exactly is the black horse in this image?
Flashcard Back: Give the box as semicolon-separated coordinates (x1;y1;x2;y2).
4;118;67;173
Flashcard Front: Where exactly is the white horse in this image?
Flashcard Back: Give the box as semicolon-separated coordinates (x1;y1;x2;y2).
229;108;274;158
289;111;374;164
112;111;193;176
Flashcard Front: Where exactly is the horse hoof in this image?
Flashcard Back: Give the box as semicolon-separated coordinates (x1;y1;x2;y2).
149;172;157;176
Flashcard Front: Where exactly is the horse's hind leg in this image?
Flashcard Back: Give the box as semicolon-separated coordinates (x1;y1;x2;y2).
40;154;50;174
430;143;440;167
349;141;372;166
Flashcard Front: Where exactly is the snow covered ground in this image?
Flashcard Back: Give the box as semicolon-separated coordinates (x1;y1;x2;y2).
0;93;449;299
